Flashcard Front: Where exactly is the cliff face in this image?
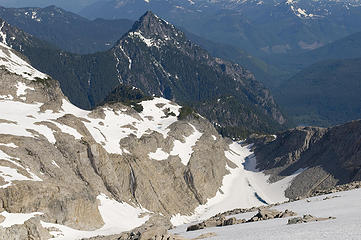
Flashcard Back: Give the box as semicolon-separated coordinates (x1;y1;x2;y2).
0;43;233;239
252;121;361;199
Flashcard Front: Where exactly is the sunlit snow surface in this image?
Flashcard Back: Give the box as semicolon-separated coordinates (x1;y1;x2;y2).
171;143;304;225
172;188;361;240
0;211;43;228
0;96;182;190
170;124;202;165
0;42;48;80
148;148;170;160
0;97;180;155
40;194;149;240
61;98;180;155
0;148;42;188
147;123;202;164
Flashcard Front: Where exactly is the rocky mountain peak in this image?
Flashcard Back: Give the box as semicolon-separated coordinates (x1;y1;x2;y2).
127;10;183;41
109;11;286;138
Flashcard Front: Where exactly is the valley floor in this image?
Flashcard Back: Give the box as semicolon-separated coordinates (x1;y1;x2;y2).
171;188;361;240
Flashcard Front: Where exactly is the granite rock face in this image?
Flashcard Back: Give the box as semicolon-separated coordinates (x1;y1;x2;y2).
0;44;232;239
251;122;361;199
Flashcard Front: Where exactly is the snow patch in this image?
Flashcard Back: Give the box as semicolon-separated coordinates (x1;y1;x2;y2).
0;211;43;228
0;142;17;148
60;98;180;155
170;124;202;165
0;21;7;45
52;160;60;168
16;82;34;97
0;101;82;144
0;165;42;189
113;51;123;84
0;43;48;80
41;194;149;239
129;31;154;47
0;94;13;100
0;146;42;187
0;149;23;168
119;45;132;70
148;148;169;161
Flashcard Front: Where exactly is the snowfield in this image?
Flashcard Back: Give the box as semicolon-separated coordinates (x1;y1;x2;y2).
171;188;361;240
171;142;304;226
40;194;150;240
0;211;43;228
0;96;180;155
0;42;48;80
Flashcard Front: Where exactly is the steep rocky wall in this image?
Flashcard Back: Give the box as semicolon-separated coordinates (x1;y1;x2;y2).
0;60;231;238
252;121;361;199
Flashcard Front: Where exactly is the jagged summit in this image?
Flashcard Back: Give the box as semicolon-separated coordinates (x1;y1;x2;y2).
127;10;182;40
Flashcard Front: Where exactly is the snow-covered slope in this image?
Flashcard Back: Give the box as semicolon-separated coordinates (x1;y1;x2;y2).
0;42;48;80
170;142;304;226
172;188;361;239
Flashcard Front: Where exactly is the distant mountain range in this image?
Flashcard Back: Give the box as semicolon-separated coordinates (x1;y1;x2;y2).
0;12;286;138
0;0;98;12
1;3;360;129
287;30;361;69
266;29;361;126
80;0;361;58
276;57;361;127
0;5;133;54
0;5;283;86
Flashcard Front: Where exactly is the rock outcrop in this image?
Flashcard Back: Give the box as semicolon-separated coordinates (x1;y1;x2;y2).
0;42;233;239
250;122;361;199
287;215;336;225
186;208;297;232
247;209;297;222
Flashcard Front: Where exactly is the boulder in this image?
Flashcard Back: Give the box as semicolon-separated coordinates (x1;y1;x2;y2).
222;217;237;226
186;223;206;232
248;209;282;222
288;215;336;225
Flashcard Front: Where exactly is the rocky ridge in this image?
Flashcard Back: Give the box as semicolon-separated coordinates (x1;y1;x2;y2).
0;42;236;239
249;121;361;199
112;11;286;137
0;6;134;54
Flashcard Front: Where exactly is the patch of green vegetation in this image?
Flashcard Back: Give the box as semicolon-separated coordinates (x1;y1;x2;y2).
100;84;153;113
178;106;199;120
276;58;361;127
163;108;176;117
130;103;143;113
